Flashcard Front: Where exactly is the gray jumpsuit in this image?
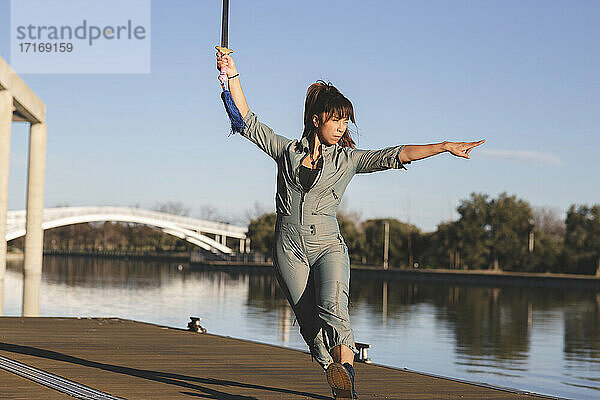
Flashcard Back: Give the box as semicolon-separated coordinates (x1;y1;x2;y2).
240;110;409;369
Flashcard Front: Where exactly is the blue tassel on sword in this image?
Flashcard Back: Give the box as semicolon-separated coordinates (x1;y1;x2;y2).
216;46;245;135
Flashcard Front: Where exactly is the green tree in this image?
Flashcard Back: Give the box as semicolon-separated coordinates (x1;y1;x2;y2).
488;193;533;271
40;222;195;253
590;205;600;276
337;210;365;265
421;221;461;269
455;193;490;269
247;212;277;254
439;193;534;271
361;218;420;268
564;204;600;275
530;207;564;273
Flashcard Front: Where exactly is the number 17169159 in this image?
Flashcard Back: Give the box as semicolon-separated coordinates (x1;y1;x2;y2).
19;42;73;53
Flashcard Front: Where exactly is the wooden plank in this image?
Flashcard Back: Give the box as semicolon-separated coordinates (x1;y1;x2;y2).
0;369;71;399
0;317;552;399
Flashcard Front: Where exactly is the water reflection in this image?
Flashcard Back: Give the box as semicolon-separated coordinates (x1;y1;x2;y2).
41;256;177;288
3;257;600;399
563;295;600;391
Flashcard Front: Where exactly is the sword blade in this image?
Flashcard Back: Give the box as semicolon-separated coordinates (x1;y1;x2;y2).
220;0;229;48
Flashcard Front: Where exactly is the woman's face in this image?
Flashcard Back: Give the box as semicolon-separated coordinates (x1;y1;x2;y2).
314;114;349;145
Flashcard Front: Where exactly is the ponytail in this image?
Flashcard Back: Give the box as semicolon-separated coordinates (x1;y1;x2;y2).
302;80;357;148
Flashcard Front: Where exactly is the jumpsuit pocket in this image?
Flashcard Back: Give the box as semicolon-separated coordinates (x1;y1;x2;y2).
337;233;348;254
331;188;339;201
318;232;347;254
312;188;341;216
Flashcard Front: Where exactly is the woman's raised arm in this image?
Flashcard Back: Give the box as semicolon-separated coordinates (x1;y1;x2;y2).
215;53;292;161
397;140;485;163
216;53;249;118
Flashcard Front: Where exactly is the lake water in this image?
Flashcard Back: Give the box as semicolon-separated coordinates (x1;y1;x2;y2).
3;256;599;399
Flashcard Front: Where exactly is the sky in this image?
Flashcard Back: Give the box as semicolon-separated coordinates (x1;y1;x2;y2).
1;0;599;231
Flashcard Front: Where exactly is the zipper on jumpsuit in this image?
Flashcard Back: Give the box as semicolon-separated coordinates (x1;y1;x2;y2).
296;151;323;226
294;148;327;367
300;191;305;225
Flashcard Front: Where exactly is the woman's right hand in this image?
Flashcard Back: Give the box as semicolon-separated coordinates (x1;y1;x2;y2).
216;53;238;78
444;140;485;159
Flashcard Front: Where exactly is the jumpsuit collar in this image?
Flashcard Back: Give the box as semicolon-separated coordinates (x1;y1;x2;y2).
299;136;335;155
296;136;333;189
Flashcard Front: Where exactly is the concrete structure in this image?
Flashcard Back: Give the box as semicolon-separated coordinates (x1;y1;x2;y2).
0;55;47;316
6;206;249;254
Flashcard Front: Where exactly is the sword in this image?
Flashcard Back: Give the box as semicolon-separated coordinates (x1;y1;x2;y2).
215;0;244;134
221;0;228;49
216;0;232;89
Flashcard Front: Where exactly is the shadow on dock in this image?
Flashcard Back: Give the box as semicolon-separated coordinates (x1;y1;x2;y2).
0;341;330;400
0;317;554;399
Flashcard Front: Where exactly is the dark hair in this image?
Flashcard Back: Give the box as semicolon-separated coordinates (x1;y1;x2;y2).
302;80;356;148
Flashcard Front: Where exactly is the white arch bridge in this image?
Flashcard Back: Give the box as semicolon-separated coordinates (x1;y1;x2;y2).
6;206;249;254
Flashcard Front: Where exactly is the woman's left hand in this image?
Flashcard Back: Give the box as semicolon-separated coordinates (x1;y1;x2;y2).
444;140;485;159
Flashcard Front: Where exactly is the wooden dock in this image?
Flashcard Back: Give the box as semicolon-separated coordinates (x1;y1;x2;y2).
0;317;554;399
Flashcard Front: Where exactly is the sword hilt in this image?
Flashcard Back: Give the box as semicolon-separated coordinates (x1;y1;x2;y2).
216;46;233;89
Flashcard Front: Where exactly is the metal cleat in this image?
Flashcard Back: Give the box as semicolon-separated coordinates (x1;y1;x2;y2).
354;342;372;364
187;317;207;334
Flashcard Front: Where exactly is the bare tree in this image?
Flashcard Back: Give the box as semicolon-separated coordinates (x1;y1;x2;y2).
197;203;239;224
154;201;190;216
533;207;565;239
242;202;272;225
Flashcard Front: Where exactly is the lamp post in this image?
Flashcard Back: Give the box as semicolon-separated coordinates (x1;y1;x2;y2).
528;218;535;253
383;220;389;270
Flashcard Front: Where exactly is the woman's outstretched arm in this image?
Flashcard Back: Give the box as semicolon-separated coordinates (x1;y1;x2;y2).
397;140;485;163
216;53;249;118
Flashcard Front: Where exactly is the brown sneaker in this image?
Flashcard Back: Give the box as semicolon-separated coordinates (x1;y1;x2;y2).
326;362;356;399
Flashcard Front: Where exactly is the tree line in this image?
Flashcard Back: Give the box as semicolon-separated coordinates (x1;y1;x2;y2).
248;193;600;275
7;194;599;275
8;222;197;254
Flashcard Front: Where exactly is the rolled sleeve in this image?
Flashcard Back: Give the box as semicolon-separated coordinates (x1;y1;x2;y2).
350;144;411;174
239;111;292;161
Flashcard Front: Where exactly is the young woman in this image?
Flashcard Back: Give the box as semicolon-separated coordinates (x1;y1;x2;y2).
216;53;484;399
